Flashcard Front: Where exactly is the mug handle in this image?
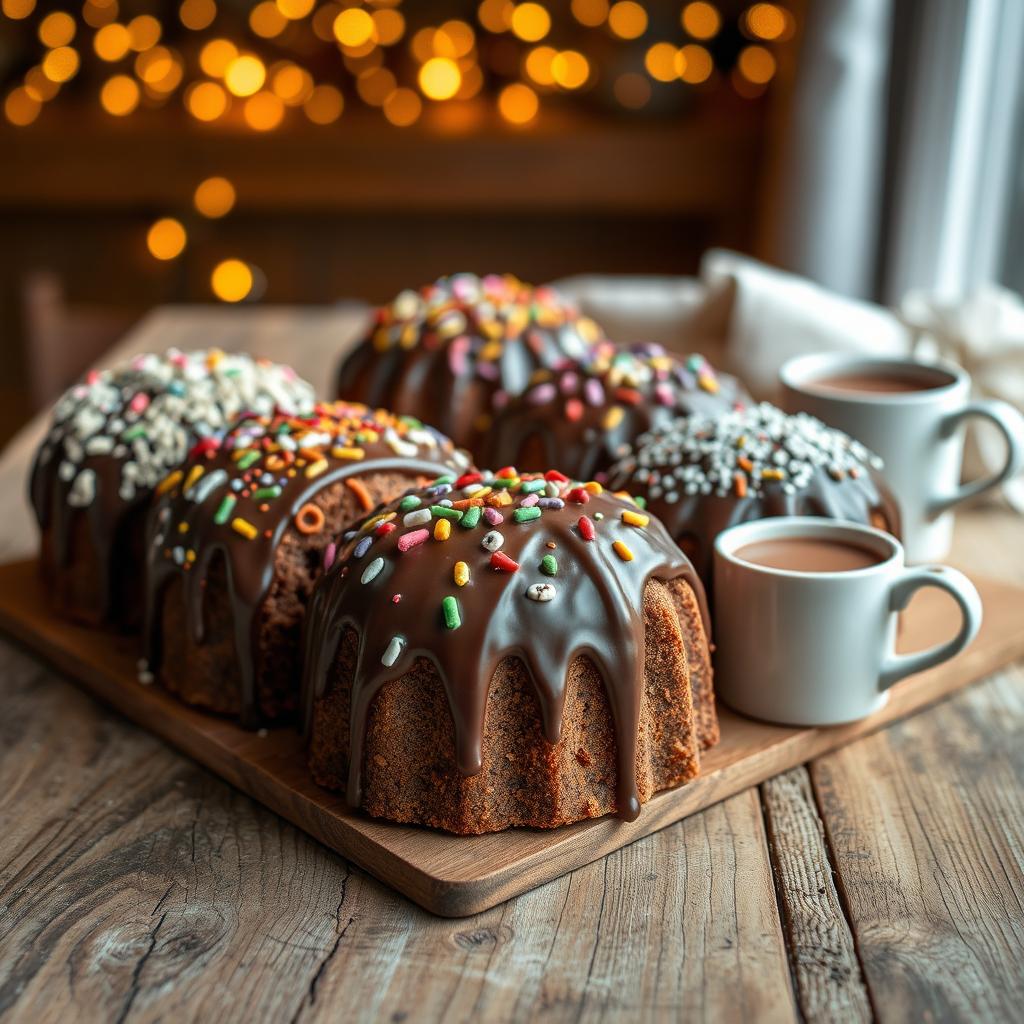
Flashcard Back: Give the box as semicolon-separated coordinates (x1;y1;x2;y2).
879;566;983;690
930;399;1024;516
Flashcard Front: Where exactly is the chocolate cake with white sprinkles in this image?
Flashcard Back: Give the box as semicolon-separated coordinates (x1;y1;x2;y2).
606;402;900;583
30;349;314;627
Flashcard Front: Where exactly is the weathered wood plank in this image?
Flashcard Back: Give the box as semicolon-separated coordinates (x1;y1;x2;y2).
761;768;873;1023
811;666;1024;1024
292;787;796;1024
3;558;1021;916
0;637;793;1022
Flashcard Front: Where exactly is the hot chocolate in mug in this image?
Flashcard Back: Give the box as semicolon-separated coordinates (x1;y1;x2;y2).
712;518;982;727
779;353;1024;563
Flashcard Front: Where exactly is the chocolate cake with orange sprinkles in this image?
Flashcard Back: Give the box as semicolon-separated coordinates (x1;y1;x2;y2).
301;469;717;835
30;349;314;628
334;273;606;455
483;342;750;481
144;402;469;725
606;402;900;584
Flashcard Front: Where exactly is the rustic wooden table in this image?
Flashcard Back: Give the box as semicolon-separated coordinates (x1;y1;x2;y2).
1;309;1022;1024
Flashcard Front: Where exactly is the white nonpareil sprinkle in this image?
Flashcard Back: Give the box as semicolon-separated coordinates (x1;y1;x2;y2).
361;556;385;585
44;349;315;510
481;530;504;552
381;635;405;667
403;508;432;527
614;402;883;504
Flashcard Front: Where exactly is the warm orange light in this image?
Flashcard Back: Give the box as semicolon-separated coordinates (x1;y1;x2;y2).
194;176;236;218
477;0;512;33
249;1;286;38
147;56;183;94
570;0;608;26
645;42;680;82
186;80;228;120
681;2;720;40
271;63;312;105
746;3;786;41
42;47;80;83
147;218;187;261
303;83;343;123
382;86;421;126
525;45;556;86
418;57;461;100
372;8;404;45
127;14;161;50
737;44;776;83
243;91;284;130
24;66;59;101
94;22;130;61
83;0;116;28
333;7;375;47
356;67;395;106
551;50;589;89
276;0;313;19
179;0;216;31
456;62;484;100
2;0;36;19
39;12;76;48
614;71;650;108
5;86;41;125
410;28;436;63
136;46;174;84
608;1;647;38
211;260;254;302
100;74;139;115
439;19;475;57
311;2;340;40
199;38;237;77
498;82;538;125
510;2;550;42
225;54;266;97
677;43;713;83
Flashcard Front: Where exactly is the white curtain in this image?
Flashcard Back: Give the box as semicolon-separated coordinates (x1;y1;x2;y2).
772;0;1024;304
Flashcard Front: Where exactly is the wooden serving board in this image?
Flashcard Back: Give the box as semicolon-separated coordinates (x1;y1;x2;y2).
1;558;1021;918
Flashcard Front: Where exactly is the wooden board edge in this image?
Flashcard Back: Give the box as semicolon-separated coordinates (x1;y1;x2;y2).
2;558;1023;917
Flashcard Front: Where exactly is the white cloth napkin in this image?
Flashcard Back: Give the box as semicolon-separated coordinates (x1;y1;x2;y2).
554;250;1024;510
902;284;1024;512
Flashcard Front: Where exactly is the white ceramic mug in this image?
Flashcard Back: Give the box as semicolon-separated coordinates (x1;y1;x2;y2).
712;517;983;727
780;353;1024;563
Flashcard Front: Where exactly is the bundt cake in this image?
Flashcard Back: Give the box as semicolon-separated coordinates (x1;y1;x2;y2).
606;402;900;584
301;469;717;835
334;273;606;455
483;343;750;481
144;402;470;725
30;349;314;628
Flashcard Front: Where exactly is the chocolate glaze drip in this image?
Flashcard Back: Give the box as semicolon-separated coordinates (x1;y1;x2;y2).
335;274;603;453
484;346;750;482
145;407;467;726
30;447;135;623
301;477;709;822
29;350;314;626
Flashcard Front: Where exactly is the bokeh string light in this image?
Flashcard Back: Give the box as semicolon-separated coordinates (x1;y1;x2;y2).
1;1;796;300
2;1;795;132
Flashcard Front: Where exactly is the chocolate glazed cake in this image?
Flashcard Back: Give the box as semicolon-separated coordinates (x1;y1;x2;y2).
606;403;901;584
30;349;314;628
483;343;750;481
144;403;470;725
302;470;717;835
335;273;605;455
